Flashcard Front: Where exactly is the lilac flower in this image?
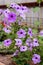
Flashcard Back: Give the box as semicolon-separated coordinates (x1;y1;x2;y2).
17;29;26;38
20;46;27;52
12;50;19;56
5;12;17;23
3;27;11;33
33;38;39;47
26;38;32;47
28;28;33;37
39;30;43;36
32;54;41;64
15;39;22;47
3;39;12;47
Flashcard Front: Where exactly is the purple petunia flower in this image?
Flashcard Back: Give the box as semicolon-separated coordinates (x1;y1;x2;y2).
39;30;43;36
28;28;33;37
10;3;16;8
10;3;20;9
17;29;26;38
20;5;28;13
17;6;28;20
5;12;17;23
12;50;19;56
3;39;12;47
20;46;27;52
33;38;39;47
15;4;21;11
17;5;28;14
15;39;22;47
32;54;41;64
3;27;11;33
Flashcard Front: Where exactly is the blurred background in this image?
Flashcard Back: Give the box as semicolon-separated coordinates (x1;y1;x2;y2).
0;0;37;5
0;0;43;28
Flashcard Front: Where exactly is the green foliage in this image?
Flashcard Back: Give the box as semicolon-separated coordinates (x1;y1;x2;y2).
37;0;42;3
12;50;32;65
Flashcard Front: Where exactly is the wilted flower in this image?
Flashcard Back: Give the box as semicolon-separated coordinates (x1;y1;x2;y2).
32;54;41;64
18;20;21;25
3;27;11;33
15;39;22;47
26;38;33;51
2;18;10;27
12;50;19;56
28;47;33;51
17;29;26;38
20;46;27;52
33;38;39;47
26;38;32;47
28;28;33;37
3;39;12;47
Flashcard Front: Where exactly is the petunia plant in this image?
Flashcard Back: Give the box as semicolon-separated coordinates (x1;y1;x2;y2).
12;27;42;65
0;3;43;65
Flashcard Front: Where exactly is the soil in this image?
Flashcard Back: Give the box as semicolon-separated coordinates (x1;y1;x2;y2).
0;54;13;65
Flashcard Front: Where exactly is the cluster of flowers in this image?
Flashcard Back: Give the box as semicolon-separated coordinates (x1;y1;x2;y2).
3;28;41;64
12;28;41;64
0;3;43;65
